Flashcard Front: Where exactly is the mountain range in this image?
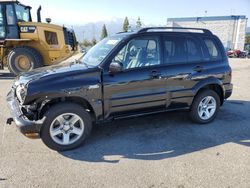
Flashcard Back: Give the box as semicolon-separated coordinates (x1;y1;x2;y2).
72;17;163;42
71;19;249;42
246;27;250;35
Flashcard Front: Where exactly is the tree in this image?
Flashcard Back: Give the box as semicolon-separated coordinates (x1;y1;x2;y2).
246;35;250;44
100;24;108;40
82;39;92;47
123;17;129;32
136;17;142;29
92;37;97;46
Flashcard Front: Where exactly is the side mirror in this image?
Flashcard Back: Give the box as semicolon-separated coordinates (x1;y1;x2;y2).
109;61;123;73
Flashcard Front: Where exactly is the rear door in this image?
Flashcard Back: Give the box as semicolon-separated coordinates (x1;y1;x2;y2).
161;34;206;109
102;35;167;118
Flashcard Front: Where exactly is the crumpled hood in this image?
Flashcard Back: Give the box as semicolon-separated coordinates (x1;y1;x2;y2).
15;60;90;86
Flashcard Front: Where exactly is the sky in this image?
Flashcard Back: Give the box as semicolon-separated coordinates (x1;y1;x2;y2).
22;0;250;26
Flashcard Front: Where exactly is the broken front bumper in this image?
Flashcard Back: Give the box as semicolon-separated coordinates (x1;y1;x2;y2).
6;90;45;135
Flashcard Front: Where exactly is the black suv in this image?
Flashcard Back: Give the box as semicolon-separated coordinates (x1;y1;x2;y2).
7;27;233;151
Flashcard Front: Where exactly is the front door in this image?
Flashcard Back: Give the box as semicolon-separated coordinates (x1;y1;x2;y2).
5;4;19;39
0;4;6;39
0;3;19;40
103;36;167;118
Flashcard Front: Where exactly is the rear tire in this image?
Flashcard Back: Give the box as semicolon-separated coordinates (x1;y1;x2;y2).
7;46;43;75
189;90;220;124
40;103;92;151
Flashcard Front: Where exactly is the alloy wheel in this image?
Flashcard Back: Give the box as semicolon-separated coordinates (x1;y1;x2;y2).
49;113;84;145
197;96;217;120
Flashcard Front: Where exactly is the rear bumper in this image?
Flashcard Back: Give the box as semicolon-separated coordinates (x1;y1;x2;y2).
6;90;44;135
224;83;233;99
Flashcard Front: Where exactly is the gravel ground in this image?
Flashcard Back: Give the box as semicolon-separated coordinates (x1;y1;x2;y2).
0;58;250;188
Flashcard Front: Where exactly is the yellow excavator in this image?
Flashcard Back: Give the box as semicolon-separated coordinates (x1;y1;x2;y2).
0;0;78;75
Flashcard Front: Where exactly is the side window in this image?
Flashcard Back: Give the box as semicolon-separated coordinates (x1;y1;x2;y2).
113;37;160;70
15;5;30;22
6;5;15;25
0;5;5;38
45;31;58;45
203;38;221;60
164;36;186;64
186;38;203;62
114;45;126;63
0;5;3;25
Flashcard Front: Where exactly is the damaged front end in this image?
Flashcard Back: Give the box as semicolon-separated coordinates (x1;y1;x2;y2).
6;87;45;138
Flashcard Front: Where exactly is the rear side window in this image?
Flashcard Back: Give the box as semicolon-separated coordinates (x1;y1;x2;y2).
186;37;203;62
164;36;186;64
164;36;204;64
203;38;222;61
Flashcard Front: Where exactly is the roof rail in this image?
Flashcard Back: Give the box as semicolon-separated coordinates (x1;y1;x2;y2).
137;27;213;35
116;31;128;34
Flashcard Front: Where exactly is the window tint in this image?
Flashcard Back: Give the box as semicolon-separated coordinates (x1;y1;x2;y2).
164;36;186;64
113;37;160;70
203;38;221;60
186;38;202;62
164;36;204;64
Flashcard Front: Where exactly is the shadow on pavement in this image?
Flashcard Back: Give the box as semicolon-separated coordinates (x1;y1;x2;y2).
60;100;250;163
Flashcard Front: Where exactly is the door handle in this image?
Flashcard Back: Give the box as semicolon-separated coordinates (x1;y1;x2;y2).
150;70;161;78
193;66;204;72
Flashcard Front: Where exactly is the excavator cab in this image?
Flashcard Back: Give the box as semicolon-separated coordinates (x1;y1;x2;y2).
0;1;32;40
0;1;78;75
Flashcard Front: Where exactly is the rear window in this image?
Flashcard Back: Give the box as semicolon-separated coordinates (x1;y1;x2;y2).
203;38;222;61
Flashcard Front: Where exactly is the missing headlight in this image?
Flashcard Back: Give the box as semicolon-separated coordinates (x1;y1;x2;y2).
16;84;27;103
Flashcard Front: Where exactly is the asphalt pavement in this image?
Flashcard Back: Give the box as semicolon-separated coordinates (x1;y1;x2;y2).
0;57;250;188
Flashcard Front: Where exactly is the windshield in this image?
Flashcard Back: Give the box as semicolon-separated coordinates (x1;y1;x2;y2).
80;36;123;67
15;4;31;22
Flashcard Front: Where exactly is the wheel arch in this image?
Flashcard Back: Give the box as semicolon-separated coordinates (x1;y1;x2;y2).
39;96;97;122
192;78;225;106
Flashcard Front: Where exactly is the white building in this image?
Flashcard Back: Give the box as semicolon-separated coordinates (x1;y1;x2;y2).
167;15;248;50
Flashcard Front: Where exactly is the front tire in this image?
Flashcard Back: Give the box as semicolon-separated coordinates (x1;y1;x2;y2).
7;46;43;75
40;103;92;151
189;90;220;124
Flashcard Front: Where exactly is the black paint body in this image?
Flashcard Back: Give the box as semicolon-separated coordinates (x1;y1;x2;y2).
7;31;233;134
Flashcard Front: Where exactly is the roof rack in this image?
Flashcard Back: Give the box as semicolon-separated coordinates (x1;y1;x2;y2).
137;27;213;35
0;0;19;3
